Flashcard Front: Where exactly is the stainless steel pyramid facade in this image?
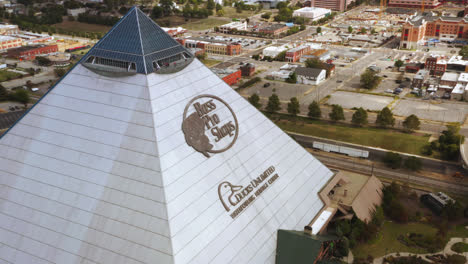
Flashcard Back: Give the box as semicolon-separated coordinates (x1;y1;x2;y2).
0;7;333;264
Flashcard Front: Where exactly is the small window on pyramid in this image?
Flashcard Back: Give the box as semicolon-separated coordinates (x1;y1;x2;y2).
153;51;193;74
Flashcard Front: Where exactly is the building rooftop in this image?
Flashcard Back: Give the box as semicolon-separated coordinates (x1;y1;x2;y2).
414;69;429;79
7;44;55;52
441;72;459;82
453;83;465;94
295;67;324;78
448;55;468;66
458;73;468;83
0;35;18;41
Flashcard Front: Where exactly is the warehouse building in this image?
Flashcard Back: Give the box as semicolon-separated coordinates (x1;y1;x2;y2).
7;44;58;60
293;7;331;21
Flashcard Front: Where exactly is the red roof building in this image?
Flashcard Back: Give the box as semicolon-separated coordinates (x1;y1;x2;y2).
7;44;58;61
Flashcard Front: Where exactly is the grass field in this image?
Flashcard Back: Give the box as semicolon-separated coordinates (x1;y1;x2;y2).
181;18;228;31
54;20;111;33
222;7;258;19
353;221;438;259
271;115;431;156
451;242;468;253
0;70;22;82
200;59;221;67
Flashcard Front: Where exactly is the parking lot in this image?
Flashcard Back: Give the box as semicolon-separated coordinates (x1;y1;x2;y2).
393;99;468;123
327;91;394;111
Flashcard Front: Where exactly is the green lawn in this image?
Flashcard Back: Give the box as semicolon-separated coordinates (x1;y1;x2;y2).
353;221;438;259
200;58;221;67
0;70;22;82
221;7;258;19
272;115;431;156
181;18;228;31
452;242;468;253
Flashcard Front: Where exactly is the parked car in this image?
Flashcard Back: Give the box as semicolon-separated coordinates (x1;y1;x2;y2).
263;83;271;88
399;84;405;88
385;89;393;93
393;88;403;94
336;80;343;83
411;88;420;94
405;77;411;82
31;88;39;92
383;75;388;78
395;80;402;84
442;92;451;99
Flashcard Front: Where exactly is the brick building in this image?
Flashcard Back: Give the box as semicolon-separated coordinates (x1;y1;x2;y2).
285;45;311;62
7;44;58;60
0;36;22;51
425;55;447;75
240;63;255;77
306;0;355;11
388;0;441;9
178;38;241;56
258;23;289;37
400;13;468;49
212;68;242;85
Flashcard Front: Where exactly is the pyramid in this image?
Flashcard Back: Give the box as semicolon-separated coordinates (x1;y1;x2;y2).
0;7;333;264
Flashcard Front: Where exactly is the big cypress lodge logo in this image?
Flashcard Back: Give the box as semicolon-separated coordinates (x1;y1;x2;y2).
182;95;238;158
218;166;280;219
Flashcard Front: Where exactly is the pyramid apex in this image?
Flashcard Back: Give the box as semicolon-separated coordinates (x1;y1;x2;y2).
82;6;193;75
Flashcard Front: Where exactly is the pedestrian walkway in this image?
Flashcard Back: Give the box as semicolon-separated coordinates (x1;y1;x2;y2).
372;237;468;264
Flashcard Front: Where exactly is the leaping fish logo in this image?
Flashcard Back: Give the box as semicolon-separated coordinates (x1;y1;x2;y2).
218;181;243;212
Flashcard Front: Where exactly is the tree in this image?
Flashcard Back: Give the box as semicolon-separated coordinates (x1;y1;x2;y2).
383;152;402;169
160;0;174;16
376;107;395;128
266;93;281;113
329;104;345;122
459;45;468;58
286;72;297;83
206;0;215;10
305;58;323;69
287;97;300;116
348;25;353;33
404;156;422;171
336;237;349;257
35;56;51;66
248;93;261;109
316;26;321;34
371;28;376;34
394;59;404;68
360;69;380;89
403;114;420;132
360;27;367;34
351;107;368;126
54;68;66;78
215;3;223;11
152;6;164;18
0;85;8;100
274;50;286;61
261;12;271;19
10;89;30;106
308;101;321;119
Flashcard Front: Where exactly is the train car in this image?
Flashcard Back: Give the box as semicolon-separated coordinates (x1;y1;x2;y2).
65;45;90;53
313;141;369;158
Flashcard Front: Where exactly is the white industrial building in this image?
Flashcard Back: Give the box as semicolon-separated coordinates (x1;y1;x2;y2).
262;44;289;58
218;21;247;33
0;7;334;264
292;7;331;21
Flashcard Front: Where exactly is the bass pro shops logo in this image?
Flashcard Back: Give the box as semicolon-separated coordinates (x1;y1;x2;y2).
182;95;239;158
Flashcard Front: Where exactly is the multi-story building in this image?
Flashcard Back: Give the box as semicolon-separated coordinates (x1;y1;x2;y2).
240;63;255;77
400;13;468;49
178;38;241;56
258;23;289;37
7;44;58;60
307;0;355;12
412;69;429;88
425;55;447;75
0;24;19;35
285;45;312;62
388;0;442;9
0;36;22;51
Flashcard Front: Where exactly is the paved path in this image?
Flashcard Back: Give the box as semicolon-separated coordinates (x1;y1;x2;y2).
372;237;468;264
